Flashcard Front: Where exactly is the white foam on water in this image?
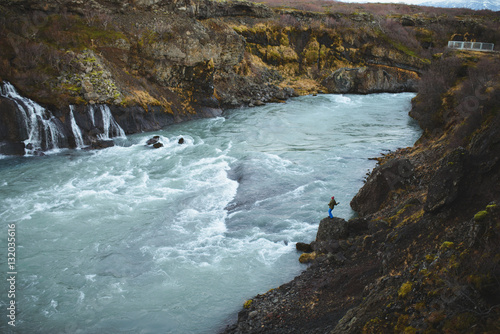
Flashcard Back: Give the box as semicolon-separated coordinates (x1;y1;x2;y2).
76;189;114;199
330;94;352;104
111;282;125;293
85;275;97;282
259;152;309;176
146;227;294;270
1;192;76;222
256;240;295;266
77;291;85;304
200;216;228;237
281;219;319;239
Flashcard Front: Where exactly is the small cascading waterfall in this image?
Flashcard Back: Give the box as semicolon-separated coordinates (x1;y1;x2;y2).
95;104;126;140
0;82;66;155
69;105;85;149
89;104;96;127
0;81;128;155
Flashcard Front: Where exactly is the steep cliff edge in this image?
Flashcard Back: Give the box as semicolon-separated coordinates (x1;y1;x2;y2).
222;51;500;333
3;0;497;154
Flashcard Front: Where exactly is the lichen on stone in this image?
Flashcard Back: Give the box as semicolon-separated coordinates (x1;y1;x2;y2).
440;241;454;249
243;299;253;309
299;252;317;264
58;49;122;104
398;281;413;298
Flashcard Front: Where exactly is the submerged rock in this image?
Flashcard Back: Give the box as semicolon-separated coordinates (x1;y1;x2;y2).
0;142;25;156
91;140;114;149
146;135;164;148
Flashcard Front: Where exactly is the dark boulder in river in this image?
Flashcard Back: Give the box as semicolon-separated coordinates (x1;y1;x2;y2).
146;136;161;146
91;140;114;150
146;136;164;148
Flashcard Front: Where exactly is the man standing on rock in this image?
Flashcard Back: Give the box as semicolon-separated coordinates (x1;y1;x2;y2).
328;196;339;218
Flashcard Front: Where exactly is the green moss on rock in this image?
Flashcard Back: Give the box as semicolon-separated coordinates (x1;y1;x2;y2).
398;281;413;298
486;203;497;212
440;241;454;249
474;210;488;222
243;299;252;309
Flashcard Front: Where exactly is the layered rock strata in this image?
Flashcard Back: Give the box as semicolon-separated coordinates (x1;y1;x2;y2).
0;0;445;154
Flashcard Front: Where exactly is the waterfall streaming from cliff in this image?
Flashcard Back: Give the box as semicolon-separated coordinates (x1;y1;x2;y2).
0;82;130;155
93;105;126;140
70;106;85;149
89;104;96;126
0;82;66;155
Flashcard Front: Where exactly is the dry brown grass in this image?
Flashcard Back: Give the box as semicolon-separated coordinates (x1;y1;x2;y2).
123;89;173;114
279;76;323;95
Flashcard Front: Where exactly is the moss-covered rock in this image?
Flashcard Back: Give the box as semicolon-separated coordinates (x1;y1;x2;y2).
58;49;122;104
299;252;317;263
243;299;253;309
398;281;413;298
474;210;488;222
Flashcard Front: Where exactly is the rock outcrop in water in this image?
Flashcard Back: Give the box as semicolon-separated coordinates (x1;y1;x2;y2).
221;51;500;333
2;0;497;154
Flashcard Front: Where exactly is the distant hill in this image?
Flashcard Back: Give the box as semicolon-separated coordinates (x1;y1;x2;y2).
420;0;500;11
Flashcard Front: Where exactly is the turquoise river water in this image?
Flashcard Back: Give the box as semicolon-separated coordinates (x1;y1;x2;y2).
0;93;420;333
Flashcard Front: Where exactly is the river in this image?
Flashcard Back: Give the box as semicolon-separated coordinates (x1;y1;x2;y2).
0;93;420;333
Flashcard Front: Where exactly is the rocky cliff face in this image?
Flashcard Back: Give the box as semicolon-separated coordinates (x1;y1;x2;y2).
0;0;459;154
0;3;498;154
321;65;419;94
222;51;500;334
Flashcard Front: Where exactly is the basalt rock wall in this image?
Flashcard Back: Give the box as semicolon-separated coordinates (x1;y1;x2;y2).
2;0;497;155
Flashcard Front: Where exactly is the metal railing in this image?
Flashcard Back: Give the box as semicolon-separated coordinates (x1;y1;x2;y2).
448;41;495;51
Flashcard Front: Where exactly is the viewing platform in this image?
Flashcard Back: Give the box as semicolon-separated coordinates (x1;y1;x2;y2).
448;41;495;52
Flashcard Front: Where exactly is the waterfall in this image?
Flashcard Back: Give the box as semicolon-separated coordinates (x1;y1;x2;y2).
0;82;127;155
96;105;126;140
89;105;96;127
0;82;66;155
70;106;85;149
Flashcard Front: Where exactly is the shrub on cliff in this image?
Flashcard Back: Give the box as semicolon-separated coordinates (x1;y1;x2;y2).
449;56;500;146
379;18;421;54
412;53;500;146
410;54;463;136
